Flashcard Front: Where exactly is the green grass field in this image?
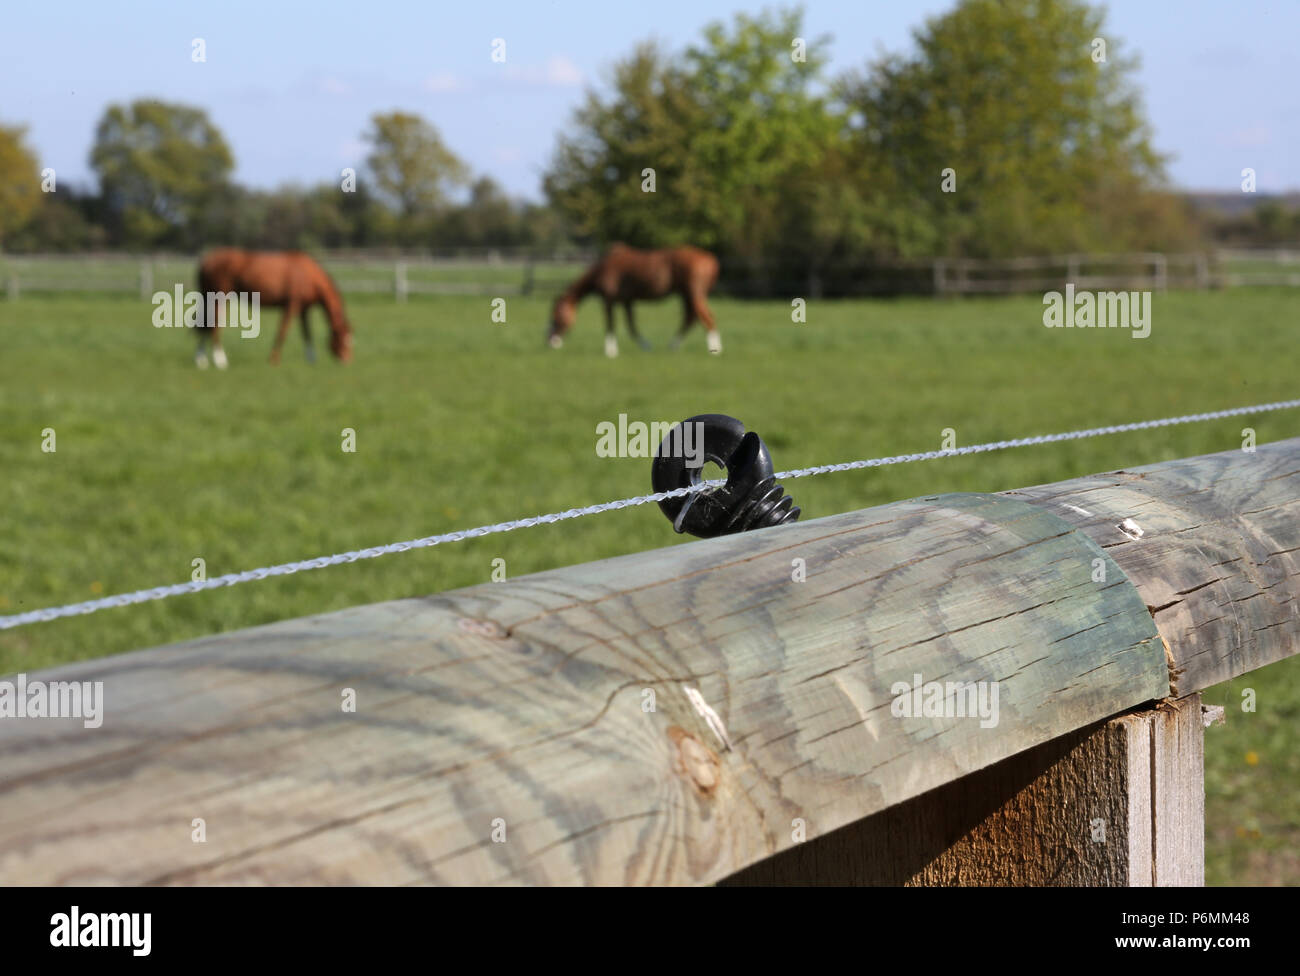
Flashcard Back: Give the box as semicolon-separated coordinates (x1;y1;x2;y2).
2;287;1297;884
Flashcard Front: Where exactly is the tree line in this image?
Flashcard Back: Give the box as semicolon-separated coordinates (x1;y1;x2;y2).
0;106;566;254
0;0;1293;271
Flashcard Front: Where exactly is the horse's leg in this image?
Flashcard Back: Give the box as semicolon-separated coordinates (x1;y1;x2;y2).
270;304;296;365
603;299;618;358
624;301;651;351
670;294;697;351
194;327;209;370
195;276;210;369
208;295;229;369
694;290;721;354
300;307;315;364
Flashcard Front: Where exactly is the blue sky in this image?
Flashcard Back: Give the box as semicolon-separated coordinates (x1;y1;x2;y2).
3;0;1296;200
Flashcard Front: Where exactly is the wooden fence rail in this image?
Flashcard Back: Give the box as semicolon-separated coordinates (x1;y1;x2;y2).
0;250;591;300
3;248;1300;299
0;439;1296;885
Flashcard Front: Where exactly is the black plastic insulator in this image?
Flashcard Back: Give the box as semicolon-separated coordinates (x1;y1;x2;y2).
651;414;801;538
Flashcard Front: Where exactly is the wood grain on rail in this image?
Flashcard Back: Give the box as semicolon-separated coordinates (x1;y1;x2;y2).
1006;437;1300;694
0;492;1166;885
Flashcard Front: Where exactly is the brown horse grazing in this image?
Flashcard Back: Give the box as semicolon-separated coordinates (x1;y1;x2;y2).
195;249;353;368
548;244;721;357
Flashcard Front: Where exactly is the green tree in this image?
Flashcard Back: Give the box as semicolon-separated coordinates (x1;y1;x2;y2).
7;194;107;252
90;100;234;249
364;111;469;238
434;177;527;247
0;124;42;247
840;0;1193;257
544;7;844;278
337;179;383;248
544;42;696;246
1247;200;1300;244
191;183;267;249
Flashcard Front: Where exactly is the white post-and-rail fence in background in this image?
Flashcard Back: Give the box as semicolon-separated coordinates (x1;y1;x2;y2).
930;248;1300;294
2;247;1300;300
1;438;1297;885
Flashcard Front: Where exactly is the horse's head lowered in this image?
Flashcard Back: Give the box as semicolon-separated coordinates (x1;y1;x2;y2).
331;321;354;362
547;296;577;348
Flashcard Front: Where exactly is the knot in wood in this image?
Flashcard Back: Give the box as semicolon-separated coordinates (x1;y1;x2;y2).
668;726;721;795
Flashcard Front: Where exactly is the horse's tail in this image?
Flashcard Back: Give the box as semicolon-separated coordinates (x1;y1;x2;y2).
680;247;719;294
704;251;720;291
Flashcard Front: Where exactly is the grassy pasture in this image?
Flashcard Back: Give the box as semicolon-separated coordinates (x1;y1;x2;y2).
1;286;1296;884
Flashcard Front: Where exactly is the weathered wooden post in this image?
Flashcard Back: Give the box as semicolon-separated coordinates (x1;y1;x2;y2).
726;694;1208;885
394;261;408;303
1153;252;1168;292
0;439;1296;885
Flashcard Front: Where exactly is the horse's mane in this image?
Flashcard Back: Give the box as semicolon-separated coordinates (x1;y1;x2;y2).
564;261;602;302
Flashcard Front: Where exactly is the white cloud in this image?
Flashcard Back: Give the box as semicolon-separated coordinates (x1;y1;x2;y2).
319;77;351;96
1228;126;1273;149
544;55;583;86
503;55;583;88
424;71;468;93
339;139;367;161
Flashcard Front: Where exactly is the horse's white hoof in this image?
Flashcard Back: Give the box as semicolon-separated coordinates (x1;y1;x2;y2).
212;348;229;370
548;334;563;349
707;332;722;354
195;352;210;370
304;345;317;364
604;336;619;358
